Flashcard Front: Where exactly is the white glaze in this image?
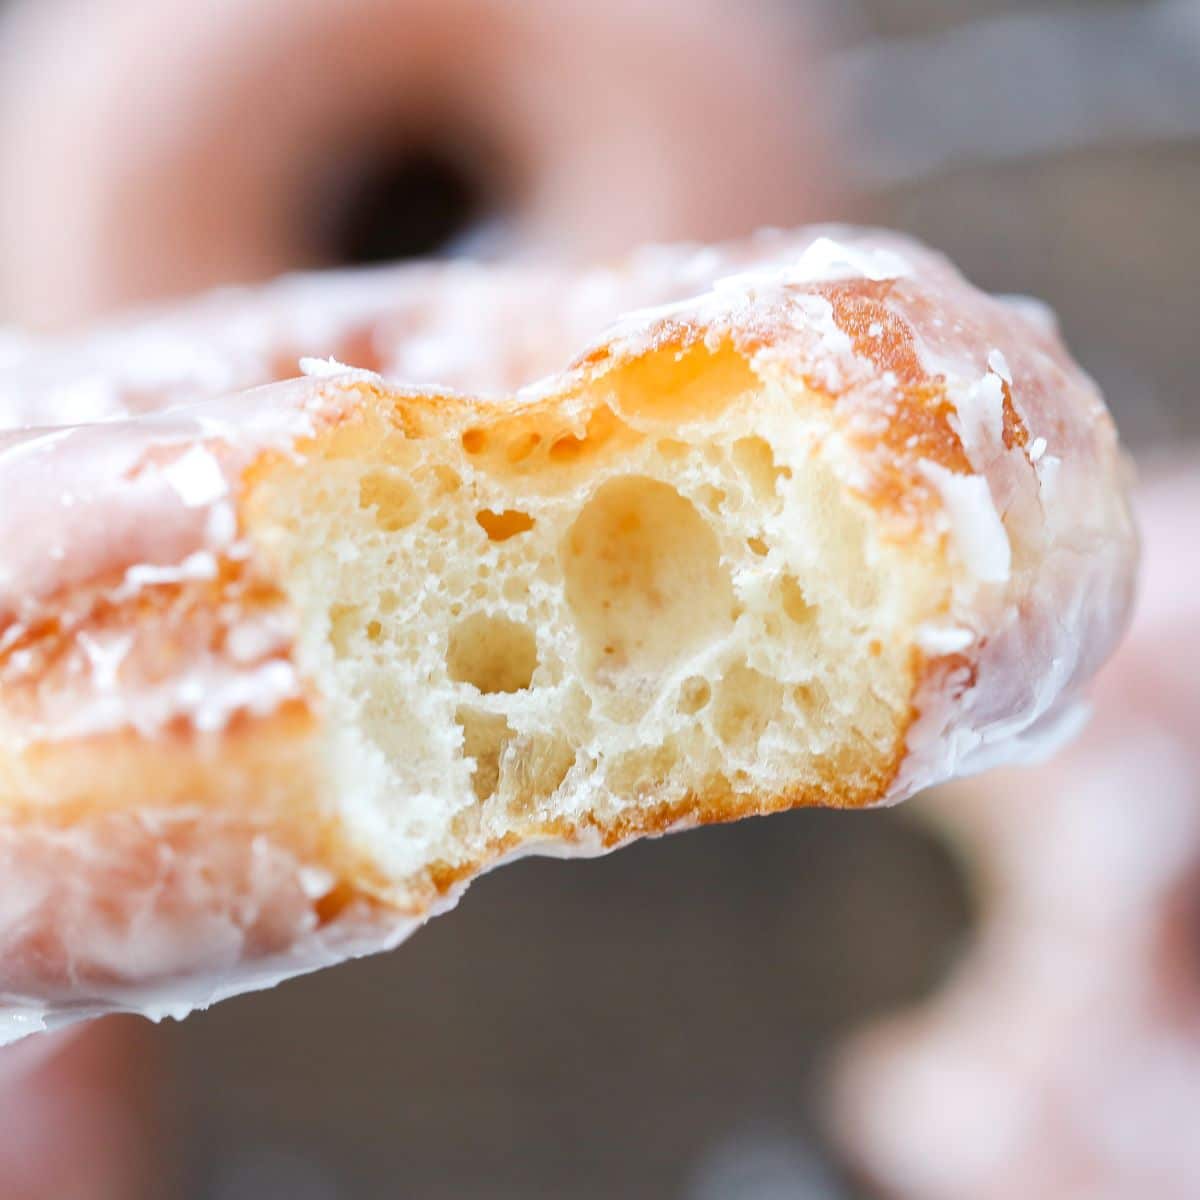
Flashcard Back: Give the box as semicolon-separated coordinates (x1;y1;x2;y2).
0;227;1136;1038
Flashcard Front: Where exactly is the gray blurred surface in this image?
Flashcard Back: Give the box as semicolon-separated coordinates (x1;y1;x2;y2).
176;810;969;1200
866;143;1200;447
837;0;1199;447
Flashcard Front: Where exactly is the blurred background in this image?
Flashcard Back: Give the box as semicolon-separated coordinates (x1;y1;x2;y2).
0;0;1197;1196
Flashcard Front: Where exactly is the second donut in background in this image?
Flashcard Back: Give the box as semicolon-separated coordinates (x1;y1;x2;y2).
0;0;834;329
835;467;1200;1200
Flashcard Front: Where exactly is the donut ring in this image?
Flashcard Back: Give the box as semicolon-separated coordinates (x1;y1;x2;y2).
0;229;1135;1039
0;0;830;327
834;466;1200;1199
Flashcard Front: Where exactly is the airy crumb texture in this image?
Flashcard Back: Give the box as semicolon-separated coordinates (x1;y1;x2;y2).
249;349;939;902
0;227;1137;1037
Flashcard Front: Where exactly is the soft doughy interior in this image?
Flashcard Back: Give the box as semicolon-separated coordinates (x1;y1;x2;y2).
248;342;941;900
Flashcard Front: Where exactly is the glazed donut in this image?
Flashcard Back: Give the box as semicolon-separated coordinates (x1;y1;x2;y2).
834;466;1200;1199
0;0;830;328
0;244;830;429
0;228;1135;1040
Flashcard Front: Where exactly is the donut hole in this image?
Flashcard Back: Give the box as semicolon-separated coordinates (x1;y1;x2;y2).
359;470;419;532
733;435;790;504
610;341;757;426
328;603;363;657
780;575;818;628
316;142;494;267
456;706;512;802
476;509;535;542
713;664;784;748
461;428;488;455
420;464;462;496
457;714;576;812
562;476;734;680
547;406;623;466
549;434;587;463
506;432;541;463
499;734;576;816
447;613;538;695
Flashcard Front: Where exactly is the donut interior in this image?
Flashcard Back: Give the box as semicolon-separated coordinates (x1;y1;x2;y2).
244;337;942;902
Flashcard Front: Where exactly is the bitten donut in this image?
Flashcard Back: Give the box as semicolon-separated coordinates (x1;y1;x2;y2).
0;229;1135;1040
834;466;1200;1200
0;0;829;328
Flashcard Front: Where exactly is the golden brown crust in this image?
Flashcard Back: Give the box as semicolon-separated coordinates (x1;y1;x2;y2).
426;720;915;898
